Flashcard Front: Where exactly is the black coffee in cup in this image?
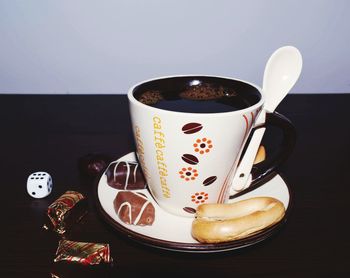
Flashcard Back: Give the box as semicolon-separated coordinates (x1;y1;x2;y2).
132;76;261;113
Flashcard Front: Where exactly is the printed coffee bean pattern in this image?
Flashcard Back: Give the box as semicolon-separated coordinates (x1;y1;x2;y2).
191;192;209;204
181;122;218;213
183;207;197;214
181;154;199;165
203;176;217;186
182;123;203;134
193;137;213;154
178;167;198;181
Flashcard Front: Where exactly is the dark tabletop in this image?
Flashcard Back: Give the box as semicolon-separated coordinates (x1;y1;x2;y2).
0;94;349;277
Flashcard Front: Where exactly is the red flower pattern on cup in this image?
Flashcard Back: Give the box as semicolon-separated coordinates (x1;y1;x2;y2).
191;192;209;204
179;167;198;181
193;138;213;154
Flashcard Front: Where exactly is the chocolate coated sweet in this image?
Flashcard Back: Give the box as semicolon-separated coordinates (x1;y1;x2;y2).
78;153;112;178
105;161;147;190
113;191;155;226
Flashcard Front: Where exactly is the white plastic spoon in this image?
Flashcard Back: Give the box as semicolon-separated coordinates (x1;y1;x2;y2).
230;46;303;193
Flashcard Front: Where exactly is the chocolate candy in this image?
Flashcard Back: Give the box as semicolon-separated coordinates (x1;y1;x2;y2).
182;123;203;134
43;191;88;235
78;153;112;178
181;154;199;165
105;161;147;190
113;191;155;226
54;239;112;265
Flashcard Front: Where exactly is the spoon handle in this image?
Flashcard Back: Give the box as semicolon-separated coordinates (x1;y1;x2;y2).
228;111;296;199
229;46;302;195
229;113;266;193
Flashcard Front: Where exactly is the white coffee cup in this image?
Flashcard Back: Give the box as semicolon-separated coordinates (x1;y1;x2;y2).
127;75;295;217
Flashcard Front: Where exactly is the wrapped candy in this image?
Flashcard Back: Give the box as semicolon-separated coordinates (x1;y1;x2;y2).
43;191;88;235
54;239;113;265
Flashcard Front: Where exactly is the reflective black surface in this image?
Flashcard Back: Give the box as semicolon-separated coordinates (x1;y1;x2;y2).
0;94;349;277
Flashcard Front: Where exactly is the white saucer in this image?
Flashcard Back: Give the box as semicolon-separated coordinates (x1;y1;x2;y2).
95;152;292;253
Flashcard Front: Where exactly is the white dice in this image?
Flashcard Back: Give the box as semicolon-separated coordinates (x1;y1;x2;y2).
27;171;53;198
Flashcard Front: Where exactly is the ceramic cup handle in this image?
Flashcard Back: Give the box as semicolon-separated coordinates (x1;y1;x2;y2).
230;111;296;199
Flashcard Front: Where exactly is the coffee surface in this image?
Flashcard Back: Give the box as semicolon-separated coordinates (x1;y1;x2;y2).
135;81;252;113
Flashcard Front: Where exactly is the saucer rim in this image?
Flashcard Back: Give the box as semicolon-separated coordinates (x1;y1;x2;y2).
94;152;293;253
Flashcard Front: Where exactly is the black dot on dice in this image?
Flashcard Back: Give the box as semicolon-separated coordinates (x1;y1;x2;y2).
32;192;36;195
38;185;42;188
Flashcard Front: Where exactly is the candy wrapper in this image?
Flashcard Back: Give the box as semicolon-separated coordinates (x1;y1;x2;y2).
54;239;113;265
43;191;88;235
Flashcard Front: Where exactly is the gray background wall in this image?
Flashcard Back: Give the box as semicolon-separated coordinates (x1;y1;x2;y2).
0;0;349;94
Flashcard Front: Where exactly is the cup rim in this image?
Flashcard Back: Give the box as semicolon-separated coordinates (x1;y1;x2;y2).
127;74;264;117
